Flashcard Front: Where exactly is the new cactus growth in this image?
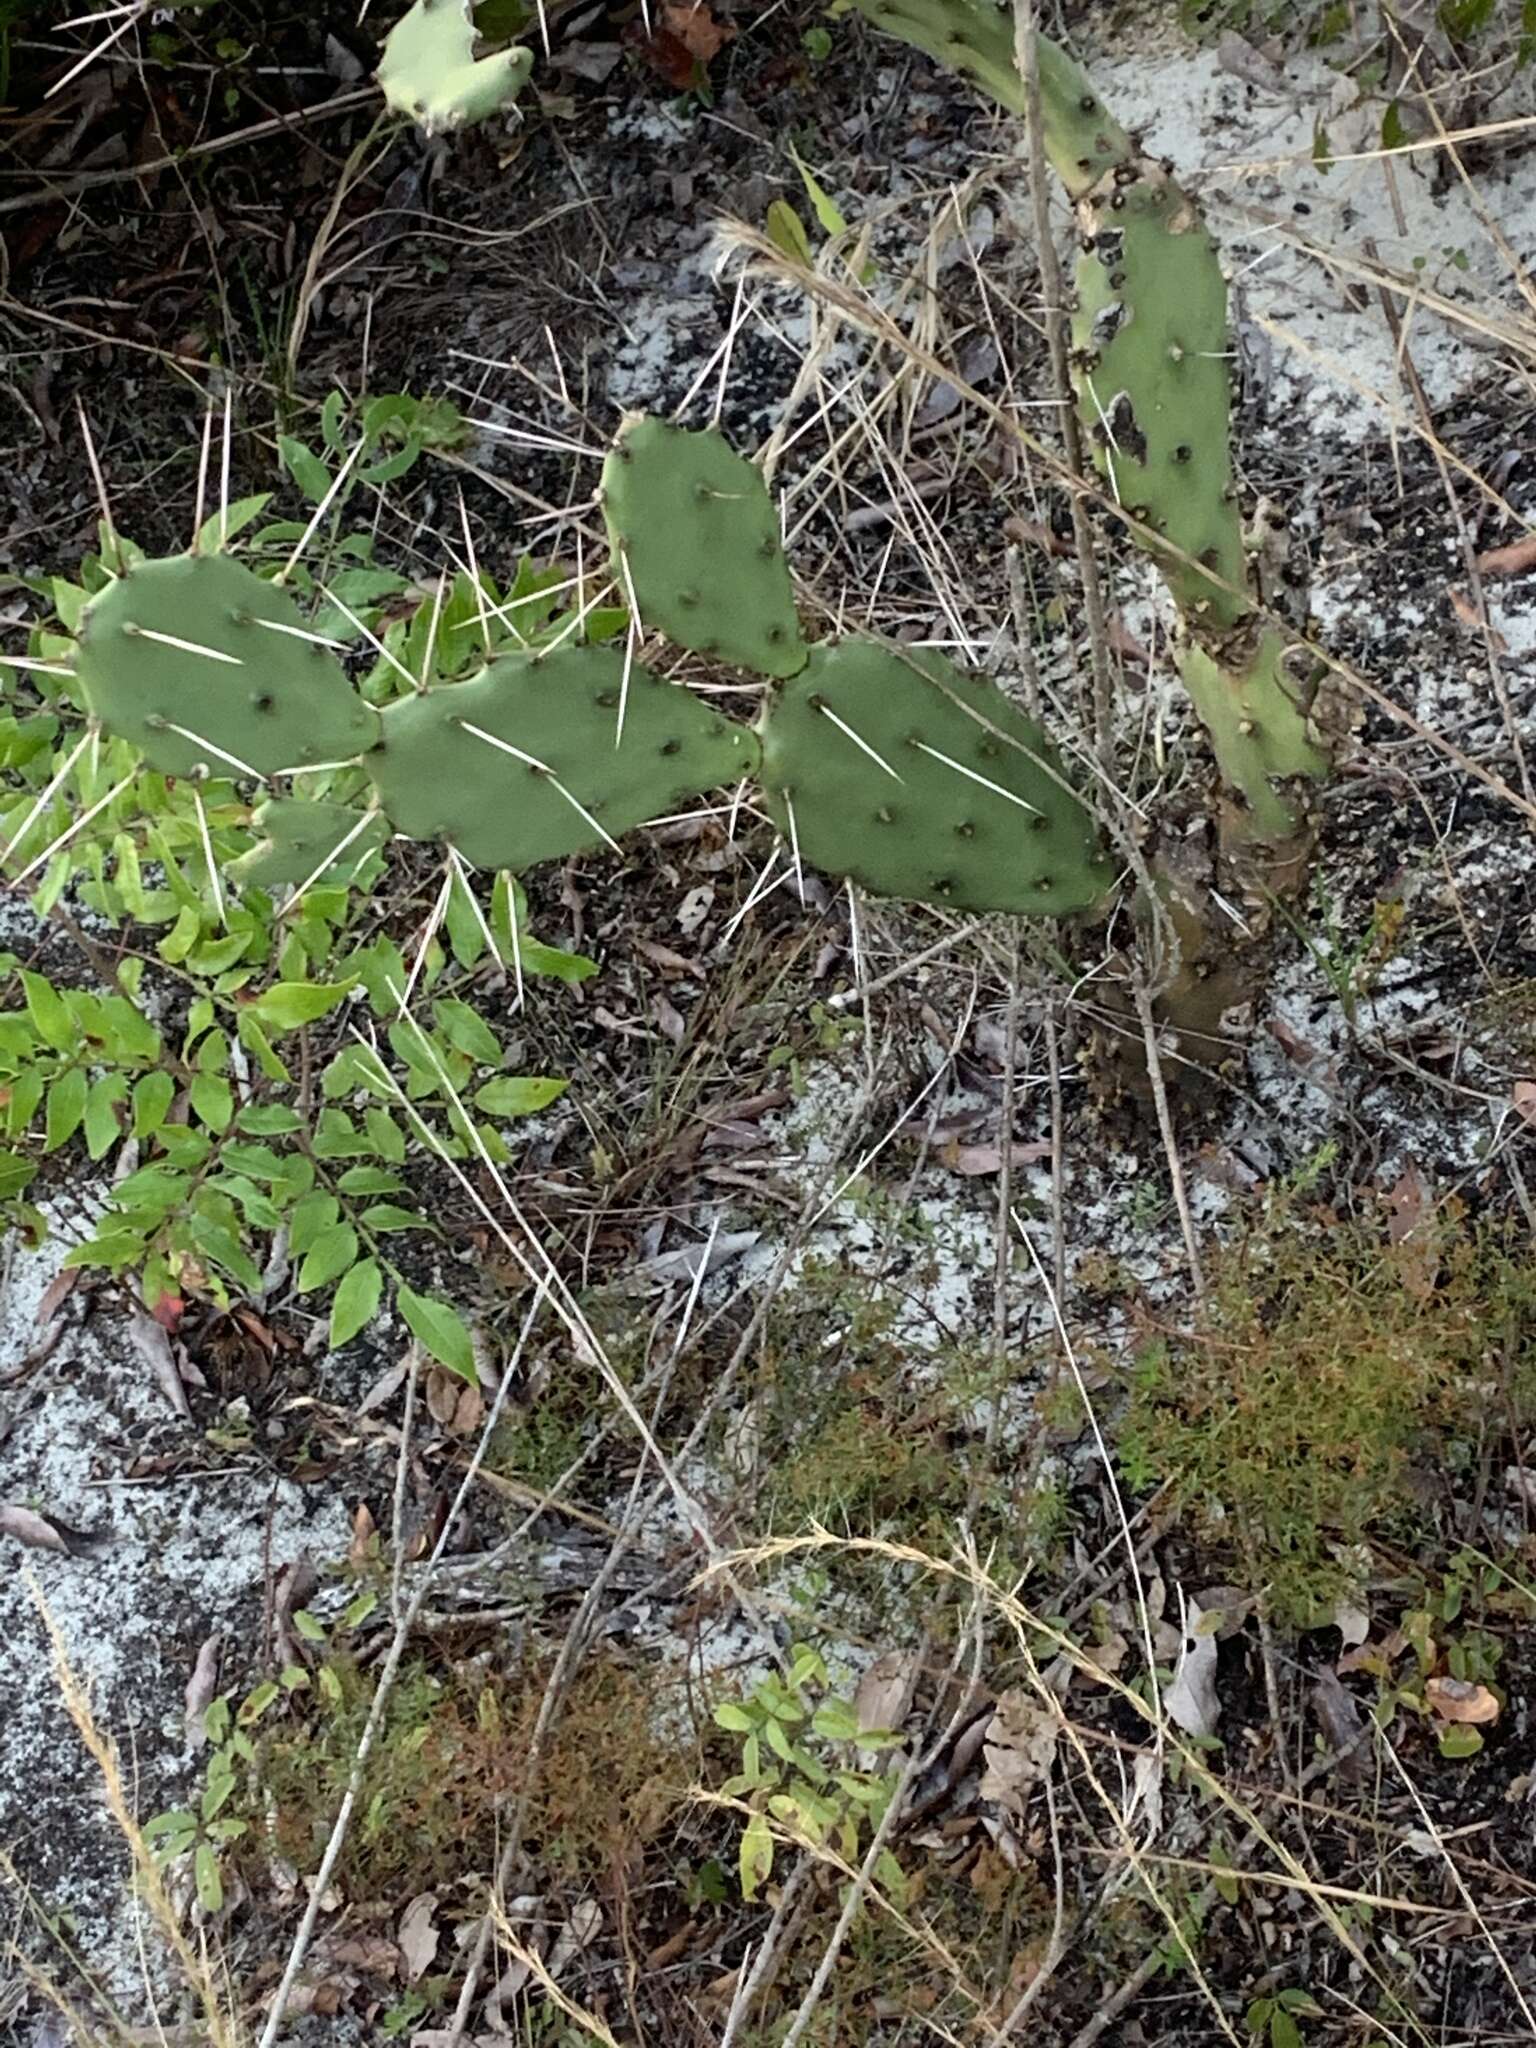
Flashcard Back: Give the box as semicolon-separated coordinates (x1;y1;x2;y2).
73;553;381;782
848;0;1334;850
229;799;389;891
378;0;533;133
363;645;760;872
600;416;807;679
760;642;1110;915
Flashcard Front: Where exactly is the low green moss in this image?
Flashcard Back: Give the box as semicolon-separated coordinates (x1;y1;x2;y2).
1117;1204;1536;1623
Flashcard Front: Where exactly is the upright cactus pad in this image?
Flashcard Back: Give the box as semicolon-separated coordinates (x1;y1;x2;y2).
759;641;1110;915
601;417;806;680
230;799;389;891
1177;629;1328;843
73;553;381;781
378;0;533;133
364;646;759;872
1071;170;1247;631
848;0;1135;196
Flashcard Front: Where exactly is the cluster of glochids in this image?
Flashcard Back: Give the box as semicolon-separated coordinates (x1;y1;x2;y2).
851;0;1333;846
31;414;1113;920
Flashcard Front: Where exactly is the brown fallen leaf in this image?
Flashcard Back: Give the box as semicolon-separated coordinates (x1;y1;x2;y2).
853;1650;920;1738
979;1688;1058;1814
1164;1596;1222;1738
398;1892;439;1983
1475;532;1536;580
1385;1160;1438;1301
937;1137;1052;1177
130;1307;190;1420
0;1501;74;1553
1311;1668;1369;1782
663;2;735;63
184;1634;223;1749
1447;586;1510;652
348;1499;377;1570
426;1366;483;1436
1425;1675;1500;1725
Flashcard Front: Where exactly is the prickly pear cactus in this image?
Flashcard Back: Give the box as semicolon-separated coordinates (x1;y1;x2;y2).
1177;629;1328;841
230;798;389;891
847;0;1134;197
1071;169;1247;633
364;645;760;871
601;416;806;680
73;554;381;781
378;0;533;134
759;641;1110;915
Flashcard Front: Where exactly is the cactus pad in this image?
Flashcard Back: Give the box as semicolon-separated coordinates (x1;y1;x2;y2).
601;417;806;679
378;0;533;133
1177;628;1329;842
1071;170;1247;631
73;553;380;781
848;0;1134;196
230;799;389;891
759;640;1110;915
364;646;759;871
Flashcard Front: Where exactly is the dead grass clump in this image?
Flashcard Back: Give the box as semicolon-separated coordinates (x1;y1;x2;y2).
1117;1204;1536;1623
254;1650;681;1901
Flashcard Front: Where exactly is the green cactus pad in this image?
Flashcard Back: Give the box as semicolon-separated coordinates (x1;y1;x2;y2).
230;799;389;891
364;646;760;871
848;0;1134;196
1071;170;1248;631
600;416;806;679
1177;628;1329;842
759;640;1110;915
378;0;533;133
73;553;380;781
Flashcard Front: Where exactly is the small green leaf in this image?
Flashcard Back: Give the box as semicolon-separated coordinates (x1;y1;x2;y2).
22;971;73;1051
44;1067;88;1152
131;1069;176;1138
1438;1724;1483;1760
360;1203;422;1232
331;1257;383;1345
432;997;502;1065
713;1702;755;1732
473;1076;567;1118
189;1072;234;1134
194;1842;224;1914
279;435;333;505
739;1811;774;1901
336;1165;404;1195
83;1074;126;1160
196;492;272;551
298;1222;358;1293
250;981;354;1033
397;1284;476;1382
789;141;849;239
364;1107;406;1162
765;198;813;266
291;1609;328;1644
238;1105;304;1135
0;1150;37;1201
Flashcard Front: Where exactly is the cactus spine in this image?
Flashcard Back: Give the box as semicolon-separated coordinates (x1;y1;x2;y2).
849;0;1333;851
